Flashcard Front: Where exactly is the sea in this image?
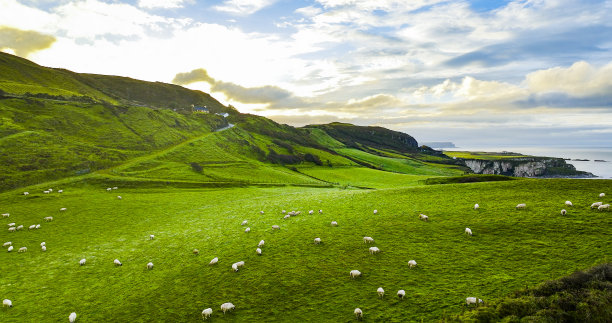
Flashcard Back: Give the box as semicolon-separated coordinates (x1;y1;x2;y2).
439;146;612;179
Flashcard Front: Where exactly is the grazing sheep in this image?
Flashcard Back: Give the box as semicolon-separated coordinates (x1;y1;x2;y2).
193;249;199;255
465;228;473;236
283;214;290;220
272;225;280;230
80;259;86;266
2;213;9;218
369;247;380;254
354;308;362;319
60;208;67;211
117;196;122;200
107;188;112;191
258;240;265;247
331;221;338;227
408;260;417;268
18;247;27;253
245;227;251;233
241;220;248;226
598;204;610;211
319;209;323;214
565;201;573;207
256;248;262;255
58;190;63;193
209;257;218;265
373;209;378;214
113;187;118;190
43;191;49;194
282;210;286;214
114;259;122;266
48;189;53;192
7;246;13;252
419;214;429;221
314;238;321;244
16;225;23;230
309;210;314;215
40;242;45;247
69;312;77;322
260;211;264;215
7;223;15;227
8;227;16;232
231;261;244;272
44;217;53;222
377;287;384;298
23;192;29;195
3;242;11;247
363;236;374;243
466;297;483;305
149;234;154;240
397;290;406;299
232;263;238;272
561;209;567;215
350;270;361;278
147;262;154;270
295;211;301;215
202;308;213;319
3;299;12;307
474;204;479;210
220;302;235;314
41;246;46;251
28;225;36;230
600;193;606;198
591;202;603;209
35;224;40;229
516;203;527;209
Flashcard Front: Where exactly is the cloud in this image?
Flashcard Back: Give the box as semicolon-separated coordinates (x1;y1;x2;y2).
214;0;278;15
172;68;215;85
0;26;56;57
138;0;192;9
525;61;612;97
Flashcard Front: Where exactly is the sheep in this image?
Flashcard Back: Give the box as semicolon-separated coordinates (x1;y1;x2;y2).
319;209;323;214
419;214;429;221
40;242;46;247
282;210;286;214
283;215;290;220
377;287;384;298
117;196;122;200
241;220;248;226
149;234;154;240
29;225;36;230
24;192;29;195
3;242;11;247
600;193;606;198
220;302;235;314
41;246;46;251
193;249;199;255
3;299;12;307
209;257;218;265
260;211;264;214
107;188;112;191
516;203;527;209
35;224;40;229
43;191;49;194
466;297;484;305
408;260;417;268
232;263;238;272
465;228;473;236
565;201;573;207
69;312;77;322
1;213;9;218
369;247;380;254
309;210;314;215
7;246;13;252
474;204;479;210
591;202;603;209
244;227;251;233
331;221;338;226
314;238;321;244
7;223;15;227
397;290;406;299
202;308;213;319
80;259;86;266
44;217;53;222
114;259;122;266
295;211;301;215
598;204;610;211
58;190;63;193
18;247;27;253
354;308;362;319
363;236;374;243
258;240;265;247
60;208;67;211
561;209;567;215
113;187;118;190
16;225;23;230
373;209;378;214
8;227;16;232
147;262;154;270
256;248;262;255
272;225;280;230
48;189;53;192
350;270;361;278
232;261;244;272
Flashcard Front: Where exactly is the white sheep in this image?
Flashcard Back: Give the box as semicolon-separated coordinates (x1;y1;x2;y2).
8;227;16;232
3;242;11;247
319;209;323;214
60;208;67;211
258;240;265;247
598;204;610;211
107;188;112;191
244;227;250;233
23;192;29;195
28;225;36;230
16;225;23;230
466;297;483;305
209;257;218;265
314;238;321;244
113;187;118;190
516;203;526;209
369;247;380;254
35;224;40;229
44;217;53;222
114;259;122;266
282;210;286;214
232;261;245;272
40;242;46;247
272;225;280;230
565;201;573;207
117;196;122;200
591;202;603;209
149;234;154;240
7;246;13;252
561;209;567;215
354;308;362;319
397;290;406;299
220;302;235;314
350;270;361;278
147;262;154;270
474;204;479;210
58;190;63;193
193;249;199;255
18;247;27;253
377;287;384;298
363;236;374;243
232;263;238;272
283;214;290;219
2;213;9;218
80;259;86;266
600;193;606;198
256;248;262;255
7;223;15;227
43;191;49;194
48;189;53;192
241;220;248;226
69;312;77;322
465;228;473;236
309;210;314;215
373;209;378;214
408;260;417;268
260;211;264;214
41;246;46;251
3;299;12;307
202;308;213;319
419;214;429;221
331;221;338;226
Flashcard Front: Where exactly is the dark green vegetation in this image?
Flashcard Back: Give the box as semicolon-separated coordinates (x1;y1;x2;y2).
0;52;610;322
454;263;612;322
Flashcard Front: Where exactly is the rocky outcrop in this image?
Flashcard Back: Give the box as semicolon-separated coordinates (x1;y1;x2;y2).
461;157;594;178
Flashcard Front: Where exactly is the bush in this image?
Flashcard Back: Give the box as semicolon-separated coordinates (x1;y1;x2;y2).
190;162;203;173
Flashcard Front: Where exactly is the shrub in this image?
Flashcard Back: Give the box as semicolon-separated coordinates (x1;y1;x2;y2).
190;162;203;173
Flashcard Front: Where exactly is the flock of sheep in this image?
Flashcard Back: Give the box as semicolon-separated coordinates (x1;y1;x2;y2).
1;187;609;321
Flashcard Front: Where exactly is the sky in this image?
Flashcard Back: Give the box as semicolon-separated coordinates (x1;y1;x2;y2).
1;0;611;147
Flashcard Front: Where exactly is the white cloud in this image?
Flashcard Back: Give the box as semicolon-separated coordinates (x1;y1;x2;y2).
526;61;612;97
214;0;278;15
138;0;192;9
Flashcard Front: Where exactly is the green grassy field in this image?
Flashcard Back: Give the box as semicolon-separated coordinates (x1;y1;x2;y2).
1;178;610;322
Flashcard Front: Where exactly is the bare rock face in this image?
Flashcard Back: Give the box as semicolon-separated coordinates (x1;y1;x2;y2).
462;158;593;178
